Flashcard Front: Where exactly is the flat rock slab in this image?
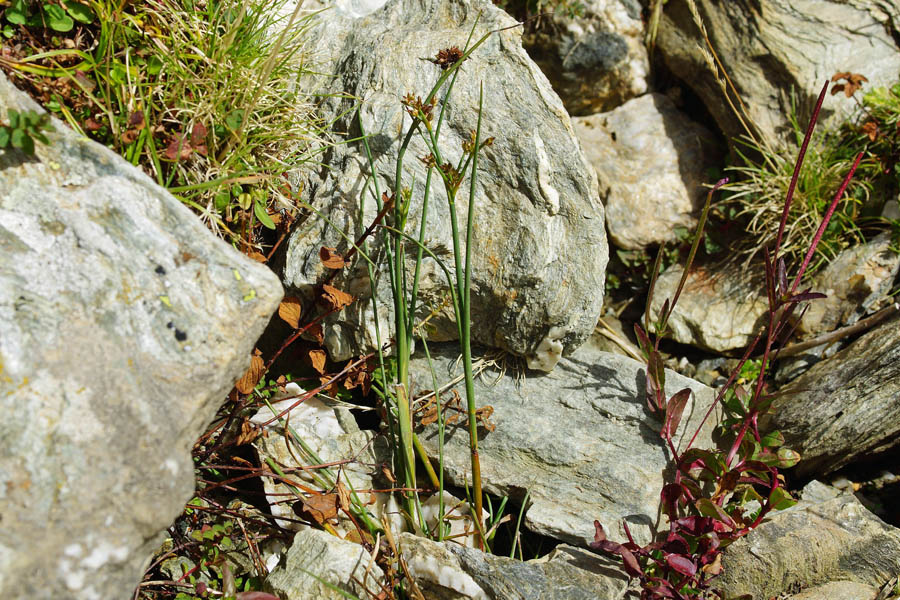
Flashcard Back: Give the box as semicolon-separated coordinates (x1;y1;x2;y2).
771;314;900;477
718;481;900;599
0;72;282;598
282;0;607;370
409;337;718;546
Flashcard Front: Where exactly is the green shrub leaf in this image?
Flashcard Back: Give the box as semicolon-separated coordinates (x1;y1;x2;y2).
43;4;74;32
67;2;95;24
254;199;276;230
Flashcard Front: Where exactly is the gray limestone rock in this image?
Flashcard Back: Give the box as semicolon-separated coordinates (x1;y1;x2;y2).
717;481;900;599
768;314;900;477
646;262;769;352
575;93;720;250
398;533;631;599
787;581;879;600
408;339;719;547
282;0;608;371
0;72;282;598
521;0;649;116
656;0;900;145
265;528;385;599
799;232;900;337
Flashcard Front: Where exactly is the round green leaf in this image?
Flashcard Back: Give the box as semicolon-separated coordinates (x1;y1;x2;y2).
44;4;74;32
0;127;10;148
67;2;95;24
6;0;28;25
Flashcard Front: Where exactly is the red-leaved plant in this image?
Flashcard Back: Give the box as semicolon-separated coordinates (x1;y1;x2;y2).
592;82;864;600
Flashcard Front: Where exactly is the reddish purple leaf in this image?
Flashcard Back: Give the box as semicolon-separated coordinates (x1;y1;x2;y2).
591;520;607;543
647;350;666;412
660;483;682;517
590;521;642;577
663;388;691;439
666;554;697;577
634;323;652;356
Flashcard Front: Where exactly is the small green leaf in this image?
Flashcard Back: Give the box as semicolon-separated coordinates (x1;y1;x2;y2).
146;55;163;76
254;199;276;229
6;0;28;25
2;23;16;38
0;127;9;148
44;4;74;32
775;446;801;468
10;127;25;147
8;110;20;129
67;2;95;24
770;486;797;511
224;109;244;132
760;430;785;449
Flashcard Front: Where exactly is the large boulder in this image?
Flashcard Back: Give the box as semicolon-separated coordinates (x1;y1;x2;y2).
574;93;720;250
282;0;608;371
409;334;719;547
0;72;282;598
521;0;649;116
768;314;900;477
656;0;900;144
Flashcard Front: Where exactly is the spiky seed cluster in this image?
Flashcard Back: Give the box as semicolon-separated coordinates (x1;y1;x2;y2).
420;153;437;168
440;162;461;188
432;46;463;70
462;129;495;155
401;93;437;125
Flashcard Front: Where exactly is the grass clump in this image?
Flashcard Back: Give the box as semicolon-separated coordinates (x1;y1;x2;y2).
1;0;323;252
723;73;900;272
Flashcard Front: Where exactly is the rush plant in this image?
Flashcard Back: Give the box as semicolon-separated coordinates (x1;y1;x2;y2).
592;81;863;599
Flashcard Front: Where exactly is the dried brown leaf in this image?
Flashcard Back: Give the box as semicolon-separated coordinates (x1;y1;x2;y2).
320;284;354;311
164;134;193;161
337;480;352;512
308;349;327;375
295;493;339;524
235;419;259;445
308;323;324;344
319;246;346;269
278;296;302;328
235;349;265;394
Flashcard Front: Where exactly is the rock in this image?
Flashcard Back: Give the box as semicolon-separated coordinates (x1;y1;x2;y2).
656;0;900;144
398;533;630;599
646;262;768;352
717;481;900;599
799;232;900;337
282;0;608;371
574;93;720;250
0;72;282;598
521;0;649;116
250;383;398;534
409;341;718;546
265;527;385;599
768;314;900;477
787;581;879;600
